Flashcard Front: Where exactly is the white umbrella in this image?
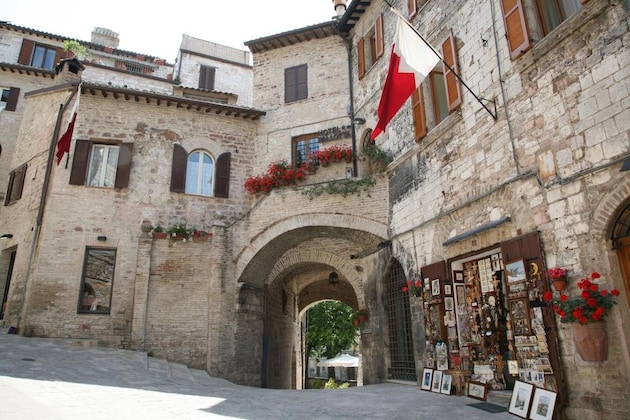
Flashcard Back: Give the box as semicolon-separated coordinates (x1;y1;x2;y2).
317;354;359;368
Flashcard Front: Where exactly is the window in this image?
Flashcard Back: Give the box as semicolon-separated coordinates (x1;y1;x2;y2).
18;39;63;70
4;163;27;206
285;64;308;103
170;144;231;198
185;150;214;196
292;134;320;166
357;14;384;80
500;0;583;60
69;140;133;188
1;87;20;112
78;247;116;314
412;32;461;140
199;65;216;90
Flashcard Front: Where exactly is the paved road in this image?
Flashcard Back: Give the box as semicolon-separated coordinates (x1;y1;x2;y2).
0;333;515;419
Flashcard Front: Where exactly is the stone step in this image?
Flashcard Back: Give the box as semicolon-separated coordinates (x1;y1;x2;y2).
168;361;195;383
147;355;169;375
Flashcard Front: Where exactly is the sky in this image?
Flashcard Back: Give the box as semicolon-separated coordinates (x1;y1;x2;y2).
1;0;340;61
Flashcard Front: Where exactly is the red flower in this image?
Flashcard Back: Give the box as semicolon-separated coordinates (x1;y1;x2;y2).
407;279;413;287
559;294;568;302
415;280;422;288
578;316;588;324
402;286;409;293
612;289;620;296
589;284;599;291
591;272;601;279
543;291;553;302
580;290;590;299
586;298;597;307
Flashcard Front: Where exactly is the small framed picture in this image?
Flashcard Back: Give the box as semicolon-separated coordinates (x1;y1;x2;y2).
421;368;433;391
431;370;443;393
441;374;453;395
453;270;464;283
506;258;527;284
508;360;519;375
432;279;440;296
444;284;452;295
509;380;534;418
444;297;454;311
455;284;465;306
529;388;557;420
467;380;487;401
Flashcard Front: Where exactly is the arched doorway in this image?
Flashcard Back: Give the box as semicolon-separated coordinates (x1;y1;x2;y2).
611;198;630;306
384;258;416;381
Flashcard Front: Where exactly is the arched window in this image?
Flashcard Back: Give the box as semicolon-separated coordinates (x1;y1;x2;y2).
185;150;214;196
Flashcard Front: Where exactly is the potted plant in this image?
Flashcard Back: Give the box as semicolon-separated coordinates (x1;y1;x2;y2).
362;143;393;174
352;309;369;326
167;223;192;241
547;267;568;291
543;272;620;361
401;278;423;297
152;224;167;239
191;229;211;242
62;40;88;60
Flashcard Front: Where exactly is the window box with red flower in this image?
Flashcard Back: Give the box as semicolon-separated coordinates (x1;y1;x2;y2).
543;272;620;361
352;309;369;326
309;145;355;167
547;267;568;291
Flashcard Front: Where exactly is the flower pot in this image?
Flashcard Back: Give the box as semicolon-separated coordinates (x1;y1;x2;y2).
152;232;167;239
572;322;608;362
192;235;208;242
552;278;567;291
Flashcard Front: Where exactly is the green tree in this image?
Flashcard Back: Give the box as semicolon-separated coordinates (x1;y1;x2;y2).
306;300;358;359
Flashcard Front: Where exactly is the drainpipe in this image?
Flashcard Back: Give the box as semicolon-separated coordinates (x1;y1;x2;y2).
16;87;78;332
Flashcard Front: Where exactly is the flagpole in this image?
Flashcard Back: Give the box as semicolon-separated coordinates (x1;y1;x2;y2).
386;4;497;120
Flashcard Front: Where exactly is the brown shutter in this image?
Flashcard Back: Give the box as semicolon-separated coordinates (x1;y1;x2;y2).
412;87;427;141
170;144;187;193
214;152;231;198
357;38;366;80
6;87;20;112
18;39;35;65
69;140;91;185
13;164;27;201
408;0;417;17
114;143;133;188
54;47;64;66
199;66;216;90
375;14;384;59
500;0;531;60
4;171;15;206
441;32;462;112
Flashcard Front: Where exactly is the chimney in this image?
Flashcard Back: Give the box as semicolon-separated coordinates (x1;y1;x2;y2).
333;0;347;17
91;27;120;49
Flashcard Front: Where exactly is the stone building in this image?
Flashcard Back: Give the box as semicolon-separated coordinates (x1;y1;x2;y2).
0;0;629;418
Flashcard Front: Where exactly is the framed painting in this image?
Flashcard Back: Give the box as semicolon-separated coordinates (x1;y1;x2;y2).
509;380;534;418
432;279;440;296
508;360;519;375
440;374;452;395
455;284;465;307
421;368;433;391
444;284;452;296
509;298;531;336
529;388;557;420
431;370;443;393
453;270;464;283
506;258;527;284
444;297;454;311
467;380;487;401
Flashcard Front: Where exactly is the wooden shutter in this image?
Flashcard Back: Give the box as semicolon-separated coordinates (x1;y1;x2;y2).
500;0;531;60
214;152;231;198
4;171;15;206
69;140;90;185
285;67;295;102
170;144;187;193
412;87;427;141
297;65;308;101
408;0;417;17
441;32;462;112
357;38;366;80
18;39;34;65
199;66;215;90
5;87;20;112
375;14;384;59
114;143;133;188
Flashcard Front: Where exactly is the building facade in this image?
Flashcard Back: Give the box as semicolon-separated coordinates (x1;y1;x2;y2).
0;0;629;418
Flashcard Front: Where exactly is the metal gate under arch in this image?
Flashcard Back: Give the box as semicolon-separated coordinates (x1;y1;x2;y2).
385;259;416;381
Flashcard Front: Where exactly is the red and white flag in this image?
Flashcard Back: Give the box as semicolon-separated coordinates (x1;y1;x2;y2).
372;17;440;140
56;85;81;165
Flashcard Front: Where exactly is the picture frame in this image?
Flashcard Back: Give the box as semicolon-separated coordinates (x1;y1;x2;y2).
440;374;453;395
529;388;557;420
508;360;519;375
467;380;487;401
421;368;433;391
455;284;465;307
444;297;454;311
431;370;443;393
506;258;527;284
432;279;440;296
453;270;464;283
509;298;531;336
444;284;452;295
509;380;534;418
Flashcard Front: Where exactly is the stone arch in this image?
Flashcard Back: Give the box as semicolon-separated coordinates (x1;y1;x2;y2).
591;176;630;241
235;213;388;283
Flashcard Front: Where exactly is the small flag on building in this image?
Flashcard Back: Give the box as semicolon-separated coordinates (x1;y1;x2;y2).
372;16;440;140
56;85;81;165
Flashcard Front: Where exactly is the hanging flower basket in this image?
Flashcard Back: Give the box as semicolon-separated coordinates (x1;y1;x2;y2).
547;267;568;291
